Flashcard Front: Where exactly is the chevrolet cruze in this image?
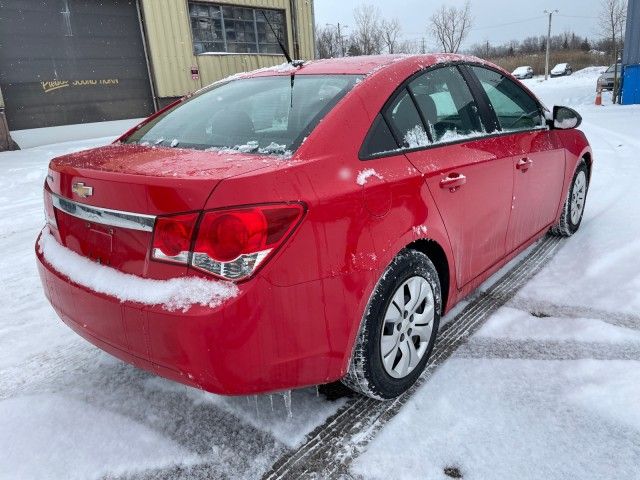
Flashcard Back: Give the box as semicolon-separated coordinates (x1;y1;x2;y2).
37;54;592;400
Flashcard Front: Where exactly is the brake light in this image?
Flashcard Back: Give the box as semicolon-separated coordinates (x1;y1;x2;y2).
192;205;304;280
150;204;304;281
151;213;199;264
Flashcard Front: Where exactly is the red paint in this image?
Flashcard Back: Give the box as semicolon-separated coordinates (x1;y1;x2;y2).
36;55;592;395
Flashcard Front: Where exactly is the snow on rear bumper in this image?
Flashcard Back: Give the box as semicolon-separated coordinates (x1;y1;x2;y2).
35;229;342;395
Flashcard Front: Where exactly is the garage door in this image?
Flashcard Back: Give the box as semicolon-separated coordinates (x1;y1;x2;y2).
0;0;154;130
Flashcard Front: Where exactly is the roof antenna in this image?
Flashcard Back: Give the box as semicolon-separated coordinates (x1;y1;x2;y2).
261;10;302;66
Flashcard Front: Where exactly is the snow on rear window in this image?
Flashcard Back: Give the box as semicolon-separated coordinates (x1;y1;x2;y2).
38;230;238;312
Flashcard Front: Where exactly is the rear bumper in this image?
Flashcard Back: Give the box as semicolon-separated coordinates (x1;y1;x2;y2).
36;231;355;395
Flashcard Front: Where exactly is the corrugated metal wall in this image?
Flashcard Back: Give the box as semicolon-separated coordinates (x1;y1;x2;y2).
623;0;639;65
140;0;315;99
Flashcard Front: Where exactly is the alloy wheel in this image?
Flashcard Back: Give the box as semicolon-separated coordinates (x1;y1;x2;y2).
380;276;435;379
570;170;587;224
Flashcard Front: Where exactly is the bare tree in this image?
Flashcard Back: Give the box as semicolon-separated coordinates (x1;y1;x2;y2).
599;0;627;103
381;18;402;54
351;4;383;55
315;24;341;59
429;1;473;53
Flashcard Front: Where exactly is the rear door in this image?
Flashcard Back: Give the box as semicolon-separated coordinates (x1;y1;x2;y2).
467;66;565;252
398;66;514;288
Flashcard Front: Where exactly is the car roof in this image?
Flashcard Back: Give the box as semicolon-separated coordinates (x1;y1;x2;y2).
226;53;495;79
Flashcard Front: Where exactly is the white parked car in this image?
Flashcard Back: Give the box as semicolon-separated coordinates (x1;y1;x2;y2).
551;63;573;77
512;66;534;79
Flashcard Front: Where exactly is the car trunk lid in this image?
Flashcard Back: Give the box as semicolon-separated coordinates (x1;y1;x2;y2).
45;143;271;278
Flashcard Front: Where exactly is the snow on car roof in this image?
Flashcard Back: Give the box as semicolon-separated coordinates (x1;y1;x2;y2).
513;66;531;72
218;53;494;81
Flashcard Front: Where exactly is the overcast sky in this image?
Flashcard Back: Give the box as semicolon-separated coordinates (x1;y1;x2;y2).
314;0;603;50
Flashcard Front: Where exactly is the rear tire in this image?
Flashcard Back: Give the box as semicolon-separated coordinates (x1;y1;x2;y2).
551;159;589;237
342;250;441;400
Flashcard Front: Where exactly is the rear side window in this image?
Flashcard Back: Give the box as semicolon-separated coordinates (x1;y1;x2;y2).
386;89;429;149
361;114;399;158
408;66;484;143
470;66;544;132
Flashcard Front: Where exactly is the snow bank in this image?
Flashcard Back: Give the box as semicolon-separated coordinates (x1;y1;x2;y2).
356;168;383;186
38;231;238;312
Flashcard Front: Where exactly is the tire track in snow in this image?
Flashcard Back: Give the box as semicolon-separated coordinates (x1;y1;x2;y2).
455;338;640;361
504;297;640;331
263;235;565;479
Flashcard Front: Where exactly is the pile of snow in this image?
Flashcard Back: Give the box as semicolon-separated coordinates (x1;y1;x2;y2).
208;140;292;157
356;168;383;185
403;125;429;148
38;230;238;312
436;129;484;144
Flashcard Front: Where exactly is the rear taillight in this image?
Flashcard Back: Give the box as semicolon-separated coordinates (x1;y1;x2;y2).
151;213;199;264
151;204;304;281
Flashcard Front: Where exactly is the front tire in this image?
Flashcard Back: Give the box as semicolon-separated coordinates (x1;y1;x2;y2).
342;250;441;400
551;159;589;236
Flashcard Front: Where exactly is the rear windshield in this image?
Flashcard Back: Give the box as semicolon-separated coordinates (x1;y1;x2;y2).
125;74;361;155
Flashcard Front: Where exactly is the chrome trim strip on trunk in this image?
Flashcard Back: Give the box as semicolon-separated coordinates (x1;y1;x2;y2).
50;193;156;232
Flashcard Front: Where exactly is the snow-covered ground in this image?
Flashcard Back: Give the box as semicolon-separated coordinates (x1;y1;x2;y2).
352;69;640;479
1;67;639;479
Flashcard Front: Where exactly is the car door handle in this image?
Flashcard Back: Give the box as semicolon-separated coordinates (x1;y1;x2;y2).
440;173;466;192
516;158;533;171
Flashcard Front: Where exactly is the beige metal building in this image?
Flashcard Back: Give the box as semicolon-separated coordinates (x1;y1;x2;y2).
0;0;315;135
142;0;316;107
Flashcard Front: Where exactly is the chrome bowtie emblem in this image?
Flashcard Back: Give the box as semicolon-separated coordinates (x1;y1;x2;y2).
72;182;93;198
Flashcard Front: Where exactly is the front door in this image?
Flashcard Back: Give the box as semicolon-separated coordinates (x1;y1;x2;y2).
468;66;566;251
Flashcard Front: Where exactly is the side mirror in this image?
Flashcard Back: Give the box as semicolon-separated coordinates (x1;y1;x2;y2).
551;105;582;130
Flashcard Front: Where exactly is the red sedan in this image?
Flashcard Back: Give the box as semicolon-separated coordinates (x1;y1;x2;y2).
36;54;592;400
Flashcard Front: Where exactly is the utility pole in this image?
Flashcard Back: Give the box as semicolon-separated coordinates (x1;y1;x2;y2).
544;9;558;80
326;23;348;57
421;37;426;54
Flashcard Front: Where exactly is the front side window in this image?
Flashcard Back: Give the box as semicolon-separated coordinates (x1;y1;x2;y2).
471;66;544;132
408;66;483;143
189;2;286;55
125;75;360;155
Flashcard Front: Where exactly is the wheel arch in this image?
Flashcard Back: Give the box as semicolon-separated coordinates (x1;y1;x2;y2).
405;238;451;313
582;151;593;182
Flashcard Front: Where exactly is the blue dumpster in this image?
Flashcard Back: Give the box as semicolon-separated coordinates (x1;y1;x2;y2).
621;65;640;105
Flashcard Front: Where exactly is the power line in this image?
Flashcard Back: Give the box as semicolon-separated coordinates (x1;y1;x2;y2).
471;15;547;31
403;15;546;38
556;14;599;19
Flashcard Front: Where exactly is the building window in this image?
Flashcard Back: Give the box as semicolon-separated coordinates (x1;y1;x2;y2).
189;2;287;55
